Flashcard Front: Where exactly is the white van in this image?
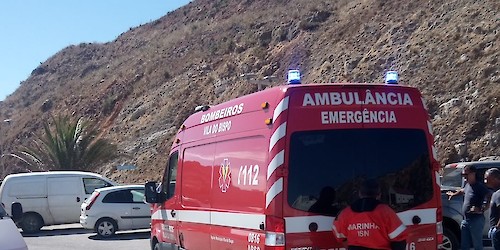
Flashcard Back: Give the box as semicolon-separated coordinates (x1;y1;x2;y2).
0;203;27;250
0;171;116;233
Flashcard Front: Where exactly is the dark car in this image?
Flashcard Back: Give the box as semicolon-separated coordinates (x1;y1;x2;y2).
440;160;500;250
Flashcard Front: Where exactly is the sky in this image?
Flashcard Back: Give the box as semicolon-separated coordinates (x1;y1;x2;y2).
0;0;192;101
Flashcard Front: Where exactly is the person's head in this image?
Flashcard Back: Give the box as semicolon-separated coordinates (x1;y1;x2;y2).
484;168;500;189
462;165;477;184
359;179;381;199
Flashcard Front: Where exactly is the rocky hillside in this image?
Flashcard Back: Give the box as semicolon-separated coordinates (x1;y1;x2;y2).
0;0;498;182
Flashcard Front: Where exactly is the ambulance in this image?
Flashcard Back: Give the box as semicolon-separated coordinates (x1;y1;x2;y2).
145;71;443;250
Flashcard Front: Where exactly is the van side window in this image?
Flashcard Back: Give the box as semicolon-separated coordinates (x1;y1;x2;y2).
161;151;178;199
83;178;112;194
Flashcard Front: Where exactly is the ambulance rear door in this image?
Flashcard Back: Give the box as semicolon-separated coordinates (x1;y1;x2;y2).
282;84;438;249
358;85;439;249
282;85;365;249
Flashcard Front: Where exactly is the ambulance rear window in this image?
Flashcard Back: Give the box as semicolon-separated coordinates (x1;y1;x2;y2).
287;128;433;214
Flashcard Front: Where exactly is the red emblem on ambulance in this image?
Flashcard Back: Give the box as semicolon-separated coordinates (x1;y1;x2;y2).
219;159;231;192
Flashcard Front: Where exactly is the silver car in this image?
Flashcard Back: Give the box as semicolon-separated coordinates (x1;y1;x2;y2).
80;184;150;238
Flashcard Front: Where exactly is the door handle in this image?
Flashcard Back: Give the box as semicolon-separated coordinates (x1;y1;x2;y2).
76;197;81;202
132;207;140;210
171;210;176;217
412;215;422;225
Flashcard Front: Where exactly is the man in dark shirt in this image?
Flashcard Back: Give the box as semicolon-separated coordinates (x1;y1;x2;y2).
485;168;500;249
447;165;491;250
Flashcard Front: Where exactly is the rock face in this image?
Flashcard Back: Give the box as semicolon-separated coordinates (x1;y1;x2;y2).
0;0;498;182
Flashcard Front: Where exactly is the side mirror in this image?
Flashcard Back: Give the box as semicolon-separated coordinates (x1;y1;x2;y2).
11;202;23;222
145;182;159;203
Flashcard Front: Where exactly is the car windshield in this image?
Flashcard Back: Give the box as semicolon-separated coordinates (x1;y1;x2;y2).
287;128;434;214
441;167;463;188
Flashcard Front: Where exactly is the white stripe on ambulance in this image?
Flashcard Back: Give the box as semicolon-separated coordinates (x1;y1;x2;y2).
151;210;264;230
267;150;284;180
266;177;283;208
273;96;289;121
287;208;436;233
269;122;286;152
151;208;437;233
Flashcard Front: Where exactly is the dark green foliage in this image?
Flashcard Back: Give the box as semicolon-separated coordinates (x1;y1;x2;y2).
14;115;117;171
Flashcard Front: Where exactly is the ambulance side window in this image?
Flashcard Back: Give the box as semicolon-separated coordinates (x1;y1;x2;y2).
161;151;178;199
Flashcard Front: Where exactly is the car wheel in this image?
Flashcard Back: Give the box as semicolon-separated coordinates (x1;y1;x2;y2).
95;218;117;238
440;228;459;250
21;213;43;233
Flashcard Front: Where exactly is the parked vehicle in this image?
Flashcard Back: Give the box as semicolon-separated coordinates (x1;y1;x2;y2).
80;184;150;237
145;70;443;250
440;160;500;250
0;202;28;250
0;171;116;233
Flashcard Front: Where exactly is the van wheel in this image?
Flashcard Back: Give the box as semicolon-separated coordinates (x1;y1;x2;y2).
440;228;459;250
95;218;117;238
21;213;43;233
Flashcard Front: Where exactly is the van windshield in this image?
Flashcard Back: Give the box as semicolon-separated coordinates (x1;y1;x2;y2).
287;128;433;214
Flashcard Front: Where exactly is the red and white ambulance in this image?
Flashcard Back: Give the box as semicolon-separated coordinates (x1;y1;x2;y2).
145;71;443;250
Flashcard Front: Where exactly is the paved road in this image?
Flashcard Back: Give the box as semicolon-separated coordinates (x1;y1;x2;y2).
23;224;150;250
21;224;496;250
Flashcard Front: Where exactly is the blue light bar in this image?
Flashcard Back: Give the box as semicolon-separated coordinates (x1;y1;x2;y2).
385;71;399;84
287;70;301;84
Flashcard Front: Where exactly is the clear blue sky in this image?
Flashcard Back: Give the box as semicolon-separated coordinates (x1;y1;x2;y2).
0;0;192;101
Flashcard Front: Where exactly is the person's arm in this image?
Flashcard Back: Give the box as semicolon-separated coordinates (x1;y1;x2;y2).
446;188;464;200
381;205;408;249
495;203;500;228
492;196;500;229
483;190;493;211
489;198;500;239
332;210;347;244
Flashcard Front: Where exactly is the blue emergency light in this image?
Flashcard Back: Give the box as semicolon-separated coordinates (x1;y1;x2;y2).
287;70;301;84
385;71;399;84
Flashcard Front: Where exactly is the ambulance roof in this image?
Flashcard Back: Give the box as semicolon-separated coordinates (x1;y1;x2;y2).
180;82;419;130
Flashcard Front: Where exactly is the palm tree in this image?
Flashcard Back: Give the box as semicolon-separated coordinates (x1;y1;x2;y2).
13;115;117;171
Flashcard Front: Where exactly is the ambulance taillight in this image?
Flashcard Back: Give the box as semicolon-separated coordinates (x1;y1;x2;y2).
265;216;285;249
436;206;444;244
